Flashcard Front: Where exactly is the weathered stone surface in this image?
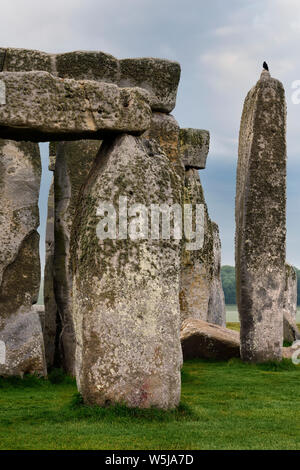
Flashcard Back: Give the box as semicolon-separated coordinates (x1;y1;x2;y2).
56;51;119;82
0;140;46;376
282;340;300;360
181;319;240;360
71;134;183;408
3;47;53;73
207;222;226;327
0;49;6;71
179;129;210;169
119;58;180;113
142;112;184;178
0;71;151;141
54;140;101;375
0;308;46;377
235;70;286;362
48;142;56;171
44;179;58;368
0;48;180;112
283;264;300;343
179;169;213;323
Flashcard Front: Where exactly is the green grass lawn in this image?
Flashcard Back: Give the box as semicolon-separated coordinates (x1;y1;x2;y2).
0;359;299;450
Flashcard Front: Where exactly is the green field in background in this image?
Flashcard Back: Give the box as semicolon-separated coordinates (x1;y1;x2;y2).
226;305;300;323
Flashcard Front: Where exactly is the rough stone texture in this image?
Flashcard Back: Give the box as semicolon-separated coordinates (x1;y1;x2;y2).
283;264;300;343
0;139;46;376
0;71;152;141
43;179;58;368
207;223;226;327
48;142;56;171
55;51;119;83
119;58;180;113
71;134;183;408
3;48;53;73
235;70;286;362
54;140;101;375
0;48;180;112
179;169;213;323
142;112;184;179
179;129;210;169
181;319;240;361
282;340;300;359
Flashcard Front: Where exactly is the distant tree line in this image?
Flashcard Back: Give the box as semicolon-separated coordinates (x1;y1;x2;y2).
221;266;300;306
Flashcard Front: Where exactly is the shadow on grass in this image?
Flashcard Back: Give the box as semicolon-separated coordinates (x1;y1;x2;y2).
67;392;199;422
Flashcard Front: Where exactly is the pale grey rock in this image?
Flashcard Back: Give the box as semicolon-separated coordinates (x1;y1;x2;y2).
142;112;184;179
55;50;119;82
0;139;46;376
0;309;46;377
0;71;152;141
180;169;213;323
236;70;286;362
32;305;45;333
283;264;300;343
71;134;183;408
0;48;181;112
119;58;180;112
207;222;226;327
181;319;240;360
179;129;210;169
53;140;101;375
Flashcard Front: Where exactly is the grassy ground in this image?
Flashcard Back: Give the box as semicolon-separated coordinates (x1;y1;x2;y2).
0;359;299;450
226;305;300;323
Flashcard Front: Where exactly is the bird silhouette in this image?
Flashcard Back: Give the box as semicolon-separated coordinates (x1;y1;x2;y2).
263;61;269;71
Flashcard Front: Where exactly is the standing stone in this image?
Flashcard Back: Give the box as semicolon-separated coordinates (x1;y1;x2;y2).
0;140;46;376
207;223;226;327
143;112;184;179
71;134;183;408
54;140;101;374
235;69;286;362
283;264;300;343
179;169;213;322
179;168;226;326
44;178;58;368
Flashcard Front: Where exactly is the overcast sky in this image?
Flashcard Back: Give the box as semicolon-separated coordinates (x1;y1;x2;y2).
1;0;300;268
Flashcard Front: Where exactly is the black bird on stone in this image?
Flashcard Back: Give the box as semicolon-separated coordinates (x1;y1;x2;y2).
263;61;269;71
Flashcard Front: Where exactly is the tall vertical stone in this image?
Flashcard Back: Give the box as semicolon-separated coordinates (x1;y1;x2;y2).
283;264;299;343
236;69;286;362
0;140;46;376
53;140;101;374
178;130;225;326
179;169;213;323
207;223;226;327
44;172;58;368
71;135;183;408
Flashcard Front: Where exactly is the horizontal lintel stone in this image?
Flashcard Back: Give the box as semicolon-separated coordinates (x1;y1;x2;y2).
0;48;181;113
0;71;152;142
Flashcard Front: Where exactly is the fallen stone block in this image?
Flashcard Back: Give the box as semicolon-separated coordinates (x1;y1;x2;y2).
181;318;240;360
